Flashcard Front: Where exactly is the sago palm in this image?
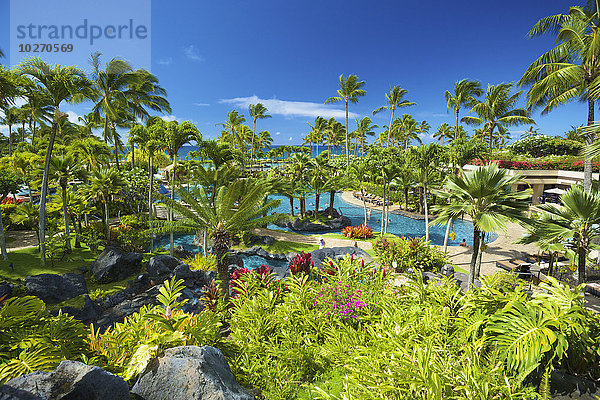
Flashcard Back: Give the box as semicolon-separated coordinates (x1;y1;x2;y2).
432;164;531;287
326;74;366;168
149;180;282;298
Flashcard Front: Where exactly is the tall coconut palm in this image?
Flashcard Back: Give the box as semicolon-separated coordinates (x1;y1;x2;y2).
248;103;271;167
149;180;282;298
86;168;125;241
17;58;90;265
0;65;19;111
325;74;366;168
68;137;111;171
444;79;483;138
84;52;138;169
348;161;370;224
520;2;600;193
462;83;535;151
433;123;454;145
373;85;415;147
432;164;531;287
2;107;18;156
307;116;327;156
288;152;311;218
49;155;84;253
532;185;600;284
162;121;201;256
353;116;378;155
324;118;345;156
217;110;245;150
309;151;330;215
409;143;442;242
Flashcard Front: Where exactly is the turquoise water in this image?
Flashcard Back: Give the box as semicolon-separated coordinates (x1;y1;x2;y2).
154;192;492;251
269;192;491;246
239;254;289;270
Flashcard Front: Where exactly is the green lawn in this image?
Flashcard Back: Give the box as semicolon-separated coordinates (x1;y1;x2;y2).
233;239;318;254
322;232;399;243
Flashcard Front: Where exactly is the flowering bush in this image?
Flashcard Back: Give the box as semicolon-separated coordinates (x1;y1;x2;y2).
374;236;447;272
288;251;312;275
230;265;279;297
341;224;374;239
509;135;581;157
313;282;368;322
469;158;599;171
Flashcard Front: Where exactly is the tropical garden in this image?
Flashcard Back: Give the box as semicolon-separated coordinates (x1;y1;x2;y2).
2;1;600;398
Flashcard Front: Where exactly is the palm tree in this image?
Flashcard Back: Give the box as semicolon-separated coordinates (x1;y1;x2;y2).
49;155;84;253
520;3;600;193
68;137;111;171
432;164;531;287
521;126;540;139
532;186;600;284
217;110;245;150
433;123;454;145
17;58;90;265
348;161;370;224
288;152;311;218
2;107;18;156
325;74;366;168
462;83;535;150
84;52;139;169
324;118;345;156
373;85;415;147
248;103;271;167
307;116;327;156
409;143;442;242
0;65;19;112
309;151;330;216
149;180;282;298
353;117;378;155
162;121;201;256
0;168;21;259
444;79;483;138
87;168;125;241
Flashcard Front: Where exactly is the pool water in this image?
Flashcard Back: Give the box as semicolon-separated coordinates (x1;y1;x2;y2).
153;192;494;251
239;254;289;270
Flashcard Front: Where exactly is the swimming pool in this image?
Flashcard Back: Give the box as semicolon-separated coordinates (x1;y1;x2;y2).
153;192;493;251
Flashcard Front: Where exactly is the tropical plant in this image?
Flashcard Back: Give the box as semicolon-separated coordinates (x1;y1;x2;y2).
148;180;282;298
373;85;415;147
325;74;366;168
17;58;91;266
520;2;600;193
409;143;442;242
445;79;483;138
432;164;531;287
341;224;374;239
462;83;534;150
0;168;20;259
248;103;271;167
86;168;125;241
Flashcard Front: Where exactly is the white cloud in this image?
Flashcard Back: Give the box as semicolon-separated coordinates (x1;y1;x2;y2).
184;45;204;62
161;115;179;122
65;110;82;124
275;131;281;135
156;57;173;65
194;103;210;107
416;111;448;118
289;136;293;141
219;95;356;119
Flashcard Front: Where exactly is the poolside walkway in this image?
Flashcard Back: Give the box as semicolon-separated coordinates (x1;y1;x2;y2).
339;191;539;276
254;228;373;250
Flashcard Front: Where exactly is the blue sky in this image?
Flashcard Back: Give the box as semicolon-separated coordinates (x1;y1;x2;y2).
0;0;588;144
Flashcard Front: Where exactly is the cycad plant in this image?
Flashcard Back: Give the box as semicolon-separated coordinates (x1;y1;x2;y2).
432;164;531;287
148;180;282;298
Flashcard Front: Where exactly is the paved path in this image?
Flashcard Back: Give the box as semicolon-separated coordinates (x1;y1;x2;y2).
340;191;539;276
254;228;373;250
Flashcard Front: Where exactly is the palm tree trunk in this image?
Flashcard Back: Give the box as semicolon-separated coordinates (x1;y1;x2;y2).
345;101;350;169
584;97;595;193
476;233;485;278
443;220;451;253
32;120;37;145
103;116;109;144
289;197;294;217
548;252;555;278
404;186;409;211
251;120;256;169
300;196;305;219
455;108;460;140
423;183;429;242
61;184;72;254
170;154;177;257
577;245;586;285
39;107;59;266
8;124;12;157
0;198;8;260
104;196;110;242
131;144;135;169
315;192;320;217
381;172;386;235
148;153;154;251
74;216;81;248
469;228;480;288
329;189;335;219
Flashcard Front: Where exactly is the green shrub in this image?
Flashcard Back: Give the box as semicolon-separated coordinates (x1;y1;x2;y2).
509;135;582;157
120;214;148;230
374;236;448;272
184;253;217;271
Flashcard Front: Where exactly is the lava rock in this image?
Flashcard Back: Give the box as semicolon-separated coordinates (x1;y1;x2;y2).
441;264;455;277
550;370;600;400
310;246;373;269
95;287;160;329
131;346;253;400
1;360;129;400
147;255;182;277
173;245;194;260
229;254;244;268
55;295;103;324
25;273;87;304
453;272;482;291
0;281;12;299
90;248;143;283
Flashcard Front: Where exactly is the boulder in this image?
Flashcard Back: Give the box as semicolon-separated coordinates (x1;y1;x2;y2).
0;282;12;299
95;287;160;329
131;346;253;400
25;273;87;304
440;264;455;277
1;360;129;400
173;245;194;260
550;370;600;400
310;246;373;269
147;255;182;277
55;295;103;324
453;272;482;292
90;248;143;283
228;254;244;268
